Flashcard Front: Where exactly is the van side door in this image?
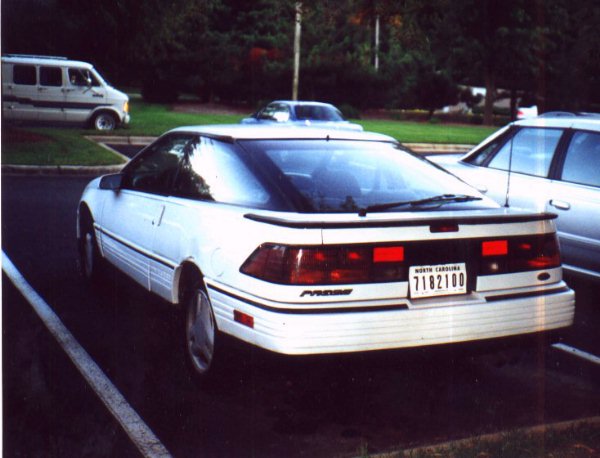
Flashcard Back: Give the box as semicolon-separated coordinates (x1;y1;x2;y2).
64;67;106;124
2;63;39;121
37;65;66;122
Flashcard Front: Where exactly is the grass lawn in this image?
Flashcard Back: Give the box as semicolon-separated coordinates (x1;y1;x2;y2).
1;100;501;166
1;127;127;166
359;119;498;144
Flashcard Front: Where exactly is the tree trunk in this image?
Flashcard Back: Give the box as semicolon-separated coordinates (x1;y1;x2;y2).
292;2;302;100
483;67;496;126
510;88;517;121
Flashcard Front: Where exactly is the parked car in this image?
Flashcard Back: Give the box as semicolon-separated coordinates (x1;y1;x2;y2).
241;100;363;131
430;113;600;280
78;124;574;381
2;54;130;130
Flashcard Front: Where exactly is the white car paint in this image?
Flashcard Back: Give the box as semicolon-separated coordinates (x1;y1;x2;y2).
78;125;575;376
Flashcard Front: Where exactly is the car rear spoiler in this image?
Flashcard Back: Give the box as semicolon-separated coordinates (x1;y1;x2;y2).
244;212;557;229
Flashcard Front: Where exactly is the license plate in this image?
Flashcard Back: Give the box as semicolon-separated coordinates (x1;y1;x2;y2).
409;263;467;299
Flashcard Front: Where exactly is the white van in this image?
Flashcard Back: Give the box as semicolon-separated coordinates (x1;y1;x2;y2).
2;54;130;130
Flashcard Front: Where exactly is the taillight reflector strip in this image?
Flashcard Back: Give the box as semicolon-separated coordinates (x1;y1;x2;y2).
373;246;404;263
234;310;254;328
482;240;508;256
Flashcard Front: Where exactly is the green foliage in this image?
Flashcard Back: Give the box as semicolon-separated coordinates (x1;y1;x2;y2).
1;100;499;166
2;0;599;114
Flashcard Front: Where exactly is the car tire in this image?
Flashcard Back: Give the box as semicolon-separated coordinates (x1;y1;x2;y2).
183;279;220;383
78;210;105;285
92;112;117;131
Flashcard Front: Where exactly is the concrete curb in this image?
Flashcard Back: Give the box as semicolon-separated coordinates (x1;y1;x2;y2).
404;143;473;154
84;135;156;145
1;164;125;176
365;416;600;458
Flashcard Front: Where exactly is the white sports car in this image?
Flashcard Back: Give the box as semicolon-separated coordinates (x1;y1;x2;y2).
77;125;575;381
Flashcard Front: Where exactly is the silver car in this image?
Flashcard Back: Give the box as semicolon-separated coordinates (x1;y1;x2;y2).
431;114;600;280
241;100;363;131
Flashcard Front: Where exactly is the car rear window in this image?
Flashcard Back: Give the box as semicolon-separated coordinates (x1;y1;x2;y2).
294;105;344;121
240;139;494;213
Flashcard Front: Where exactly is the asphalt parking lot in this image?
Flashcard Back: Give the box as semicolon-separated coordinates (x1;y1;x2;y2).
2;171;599;457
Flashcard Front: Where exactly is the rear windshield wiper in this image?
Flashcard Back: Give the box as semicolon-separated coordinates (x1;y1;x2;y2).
358;194;483;217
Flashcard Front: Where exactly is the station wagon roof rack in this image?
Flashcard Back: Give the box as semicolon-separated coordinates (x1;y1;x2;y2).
2;54;68;60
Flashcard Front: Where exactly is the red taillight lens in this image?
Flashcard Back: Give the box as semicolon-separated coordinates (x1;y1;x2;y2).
373;246;404;263
241;244;406;285
482;240;508;256
511;235;561;271
479;234;561;275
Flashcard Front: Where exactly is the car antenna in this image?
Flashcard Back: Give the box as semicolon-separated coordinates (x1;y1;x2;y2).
504;131;514;208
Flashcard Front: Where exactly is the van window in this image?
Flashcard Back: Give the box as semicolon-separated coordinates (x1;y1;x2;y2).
40;66;63;87
13;65;36;85
68;68;100;87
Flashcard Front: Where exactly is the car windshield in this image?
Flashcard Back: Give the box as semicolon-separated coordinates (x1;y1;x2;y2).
240;139;494;213
294;105;345;121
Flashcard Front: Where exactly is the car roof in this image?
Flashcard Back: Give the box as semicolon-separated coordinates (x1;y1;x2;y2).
1;54;93;69
514;114;600;131
269;100;337;108
168;124;395;142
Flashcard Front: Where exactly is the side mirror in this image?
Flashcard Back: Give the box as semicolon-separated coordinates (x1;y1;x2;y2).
100;173;123;190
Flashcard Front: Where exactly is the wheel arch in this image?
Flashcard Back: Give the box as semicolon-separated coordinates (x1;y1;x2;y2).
88;108;121;127
174;260;205;306
77;202;93;242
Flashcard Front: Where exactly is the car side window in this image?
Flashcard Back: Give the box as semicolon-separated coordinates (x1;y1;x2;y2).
466;137;504;166
39;66;63;87
122;134;193;194
560;131;600;187
260;103;290;122
487;127;563;177
173;137;269;207
13;64;36;85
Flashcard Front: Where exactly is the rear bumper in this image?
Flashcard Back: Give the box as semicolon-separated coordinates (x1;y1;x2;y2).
207;282;575;355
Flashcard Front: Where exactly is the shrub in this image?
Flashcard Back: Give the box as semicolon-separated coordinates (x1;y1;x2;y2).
141;77;179;104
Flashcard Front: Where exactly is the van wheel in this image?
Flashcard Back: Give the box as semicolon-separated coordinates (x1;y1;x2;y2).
92;112;117;131
183;280;219;382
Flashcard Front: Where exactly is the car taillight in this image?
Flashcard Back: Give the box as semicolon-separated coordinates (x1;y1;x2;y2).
240;244;406;285
479;234;560;275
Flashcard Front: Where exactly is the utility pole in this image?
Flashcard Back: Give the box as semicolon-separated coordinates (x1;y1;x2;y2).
374;14;380;71
292;2;302;100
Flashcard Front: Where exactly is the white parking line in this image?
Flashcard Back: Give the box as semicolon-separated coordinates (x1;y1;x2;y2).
2;252;172;458
552;342;600;366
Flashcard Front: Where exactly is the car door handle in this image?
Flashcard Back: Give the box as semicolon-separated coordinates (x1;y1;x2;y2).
549;199;571;211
